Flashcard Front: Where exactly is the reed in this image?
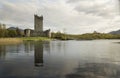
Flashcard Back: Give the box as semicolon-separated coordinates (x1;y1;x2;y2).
21;37;51;41
0;37;51;45
0;38;23;45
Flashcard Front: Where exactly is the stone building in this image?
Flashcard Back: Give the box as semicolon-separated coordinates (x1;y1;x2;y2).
34;15;43;32
24;15;51;37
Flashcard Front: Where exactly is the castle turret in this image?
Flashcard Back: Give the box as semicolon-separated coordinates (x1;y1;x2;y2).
24;29;31;37
34;15;43;32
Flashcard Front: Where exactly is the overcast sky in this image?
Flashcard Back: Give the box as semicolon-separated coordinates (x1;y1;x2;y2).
0;0;120;34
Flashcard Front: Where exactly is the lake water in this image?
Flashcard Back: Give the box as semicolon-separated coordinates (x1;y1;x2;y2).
0;40;120;78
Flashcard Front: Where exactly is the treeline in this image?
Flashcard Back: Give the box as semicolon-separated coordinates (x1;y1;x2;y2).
76;33;120;40
51;32;67;40
1;28;120;40
51;32;120;40
0;28;23;37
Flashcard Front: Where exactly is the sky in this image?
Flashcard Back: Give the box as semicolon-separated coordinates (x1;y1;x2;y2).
0;0;120;34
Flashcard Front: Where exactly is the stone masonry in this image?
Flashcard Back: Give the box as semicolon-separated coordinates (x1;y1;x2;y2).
34;15;43;32
24;15;51;37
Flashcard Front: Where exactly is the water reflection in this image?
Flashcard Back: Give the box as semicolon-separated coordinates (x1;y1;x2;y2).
0;41;45;67
34;42;44;67
0;40;120;78
66;63;120;78
24;41;34;53
0;45;6;59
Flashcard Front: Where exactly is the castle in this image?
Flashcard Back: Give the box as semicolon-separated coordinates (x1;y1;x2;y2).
24;15;51;37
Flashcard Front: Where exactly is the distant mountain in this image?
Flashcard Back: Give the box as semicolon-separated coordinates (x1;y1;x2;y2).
109;29;120;35
7;27;17;30
7;27;23;31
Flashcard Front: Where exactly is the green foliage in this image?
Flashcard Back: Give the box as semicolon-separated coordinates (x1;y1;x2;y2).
78;33;119;40
21;37;51;41
0;29;8;37
51;32;120;40
51;32;67;40
7;30;17;37
0;27;120;40
0;27;24;38
16;27;23;37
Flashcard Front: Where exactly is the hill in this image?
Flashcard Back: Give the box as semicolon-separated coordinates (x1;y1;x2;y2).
7;27;17;30
109;29;120;35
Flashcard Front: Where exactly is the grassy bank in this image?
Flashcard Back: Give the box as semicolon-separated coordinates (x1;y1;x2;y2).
0;37;51;45
21;37;51;41
0;38;23;45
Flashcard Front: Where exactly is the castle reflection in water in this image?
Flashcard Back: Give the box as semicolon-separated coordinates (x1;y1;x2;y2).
1;41;120;78
0;41;48;67
34;42;44;67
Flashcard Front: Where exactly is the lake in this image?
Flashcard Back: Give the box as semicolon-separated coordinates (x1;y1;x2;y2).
0;40;120;78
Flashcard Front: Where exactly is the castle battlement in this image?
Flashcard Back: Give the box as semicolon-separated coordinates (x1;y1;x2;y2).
24;15;51;37
34;15;43;20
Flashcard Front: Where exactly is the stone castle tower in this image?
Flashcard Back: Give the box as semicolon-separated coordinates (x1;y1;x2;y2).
34;15;43;32
24;15;51;37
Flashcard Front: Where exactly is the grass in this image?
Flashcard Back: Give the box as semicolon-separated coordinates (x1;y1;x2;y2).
0;37;51;45
0;38;23;45
21;37;51;41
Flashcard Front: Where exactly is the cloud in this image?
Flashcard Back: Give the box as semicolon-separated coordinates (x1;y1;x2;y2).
0;0;120;34
68;0;118;17
0;0;39;28
67;0;80;3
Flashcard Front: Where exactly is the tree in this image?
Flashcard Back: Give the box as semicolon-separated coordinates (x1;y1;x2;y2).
7;30;17;37
16;27;22;37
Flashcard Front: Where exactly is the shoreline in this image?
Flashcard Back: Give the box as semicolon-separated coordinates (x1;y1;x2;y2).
21;37;51;41
0;37;119;44
0;37;51;45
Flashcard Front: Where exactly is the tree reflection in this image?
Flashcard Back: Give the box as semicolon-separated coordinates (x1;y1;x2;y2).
0;45;6;58
24;41;34;53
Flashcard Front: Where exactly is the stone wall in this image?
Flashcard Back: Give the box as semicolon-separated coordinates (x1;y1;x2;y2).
24;29;31;37
34;15;43;32
30;29;51;37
